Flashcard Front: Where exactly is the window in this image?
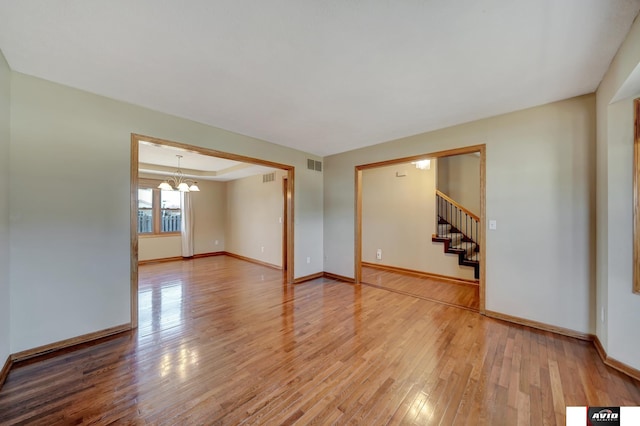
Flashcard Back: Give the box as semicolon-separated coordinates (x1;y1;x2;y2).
138;188;154;233
138;179;182;235
160;190;181;232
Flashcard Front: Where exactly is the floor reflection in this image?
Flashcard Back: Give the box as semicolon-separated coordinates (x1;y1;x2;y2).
138;279;185;339
159;342;200;381
137;276;202;387
137;259;365;406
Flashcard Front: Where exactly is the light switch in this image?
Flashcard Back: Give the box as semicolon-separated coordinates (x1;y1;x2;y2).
489;220;497;230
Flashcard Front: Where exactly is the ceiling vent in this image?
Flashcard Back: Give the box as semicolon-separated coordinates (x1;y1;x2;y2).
307;159;322;172
262;172;275;183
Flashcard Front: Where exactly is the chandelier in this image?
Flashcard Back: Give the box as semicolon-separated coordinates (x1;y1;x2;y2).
157;155;200;192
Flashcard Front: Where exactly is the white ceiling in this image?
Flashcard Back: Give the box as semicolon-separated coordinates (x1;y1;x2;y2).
1;1;639;157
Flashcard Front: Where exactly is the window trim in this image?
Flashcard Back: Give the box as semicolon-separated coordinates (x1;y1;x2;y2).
138;178;181;237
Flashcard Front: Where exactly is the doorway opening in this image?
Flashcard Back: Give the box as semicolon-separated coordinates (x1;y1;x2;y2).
355;144;486;313
130;134;295;328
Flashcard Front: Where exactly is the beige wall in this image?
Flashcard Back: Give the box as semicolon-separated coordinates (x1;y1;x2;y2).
437;153;480;216
226;170;286;267
0;50;10;364
295;166;325;273
9;73;323;353
193;180;226;255
138;179;226;261
138;236;182;261
325;94;595;334
362;162;475;280
596;14;640;370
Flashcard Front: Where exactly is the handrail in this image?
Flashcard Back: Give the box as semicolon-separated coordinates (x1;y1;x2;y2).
435;190;479;222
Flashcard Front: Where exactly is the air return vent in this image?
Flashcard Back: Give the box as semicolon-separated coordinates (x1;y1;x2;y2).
307;159;322;172
262;172;275;183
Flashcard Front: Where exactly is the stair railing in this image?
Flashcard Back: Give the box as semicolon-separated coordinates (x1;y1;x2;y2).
435;190;480;262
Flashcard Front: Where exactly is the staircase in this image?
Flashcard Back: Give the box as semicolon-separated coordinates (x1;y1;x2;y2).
432;191;480;279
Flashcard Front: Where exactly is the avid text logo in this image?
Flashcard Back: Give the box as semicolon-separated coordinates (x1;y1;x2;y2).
587;407;620;426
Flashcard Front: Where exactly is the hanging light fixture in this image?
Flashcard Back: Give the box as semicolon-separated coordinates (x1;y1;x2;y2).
158;155;200;192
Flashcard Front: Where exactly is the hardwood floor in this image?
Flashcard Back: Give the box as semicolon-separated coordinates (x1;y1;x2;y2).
360;266;479;311
0;256;638;425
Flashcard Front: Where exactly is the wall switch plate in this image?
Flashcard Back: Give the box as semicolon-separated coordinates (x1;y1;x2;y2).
489;220;497;230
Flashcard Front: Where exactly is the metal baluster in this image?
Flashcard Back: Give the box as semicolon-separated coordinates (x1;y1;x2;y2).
437;195;440;236
436;196;439;236
465;214;468;261
473;217;476;261
458;208;461;251
476;219;478;261
471;217;474;261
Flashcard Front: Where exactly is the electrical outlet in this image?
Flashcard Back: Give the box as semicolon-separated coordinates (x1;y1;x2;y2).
376;249;382;260
214;240;219;245
306;257;311;264
261;246;264;253
489;220;497;230
601;307;605;323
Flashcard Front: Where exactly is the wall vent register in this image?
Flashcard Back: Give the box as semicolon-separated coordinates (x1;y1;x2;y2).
307;159;322;172
262;172;276;183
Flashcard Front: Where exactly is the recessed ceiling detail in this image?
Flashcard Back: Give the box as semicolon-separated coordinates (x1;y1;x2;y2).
139;142;278;182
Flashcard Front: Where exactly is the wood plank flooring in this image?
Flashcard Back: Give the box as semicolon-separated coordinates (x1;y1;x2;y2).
360;267;479;311
0;256;638;425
